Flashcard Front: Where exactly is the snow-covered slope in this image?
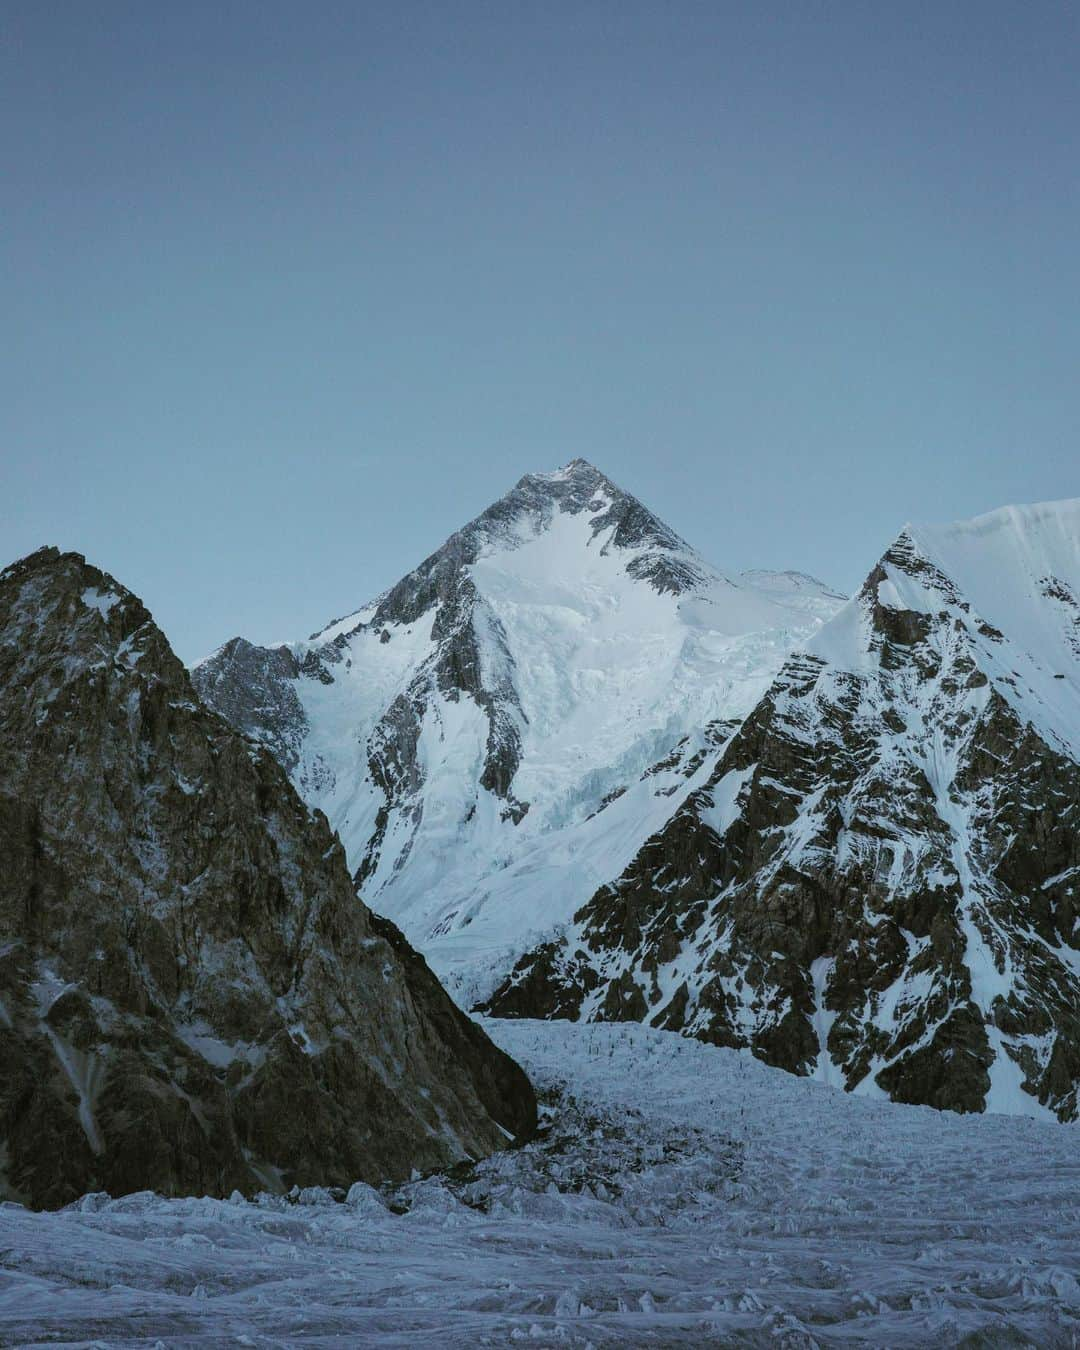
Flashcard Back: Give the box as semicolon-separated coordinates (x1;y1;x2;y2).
487;499;1080;1121
194;460;843;1003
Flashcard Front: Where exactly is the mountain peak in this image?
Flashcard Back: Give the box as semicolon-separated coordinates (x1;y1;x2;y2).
497;460;693;561
348;462;703;639
191;469;847;1039
506;457;625;510
0;545;179;688
832;494;1080;757
524;457;609;490
539;455;602;477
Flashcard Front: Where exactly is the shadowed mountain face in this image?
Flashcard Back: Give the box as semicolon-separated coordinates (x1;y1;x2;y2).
485;501;1080;1122
193;459;843;1005
0;547;535;1210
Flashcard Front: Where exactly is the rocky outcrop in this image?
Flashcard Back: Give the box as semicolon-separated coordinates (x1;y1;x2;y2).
485;502;1080;1121
0;547;535;1209
190;637;309;773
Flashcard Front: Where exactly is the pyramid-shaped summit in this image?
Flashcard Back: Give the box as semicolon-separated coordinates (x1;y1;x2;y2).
346;457;704;636
194;461;844;1011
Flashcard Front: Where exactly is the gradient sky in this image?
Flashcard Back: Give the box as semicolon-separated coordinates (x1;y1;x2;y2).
3;2;1077;662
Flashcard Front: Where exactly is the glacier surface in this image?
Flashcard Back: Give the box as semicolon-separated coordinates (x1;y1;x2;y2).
2;1019;1077;1347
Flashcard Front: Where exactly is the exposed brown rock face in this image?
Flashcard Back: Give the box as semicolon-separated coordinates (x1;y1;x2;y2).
485;517;1080;1121
0;548;535;1210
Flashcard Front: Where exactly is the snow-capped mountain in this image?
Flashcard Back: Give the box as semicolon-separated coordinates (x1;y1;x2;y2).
194;460;844;1003
486;499;1080;1120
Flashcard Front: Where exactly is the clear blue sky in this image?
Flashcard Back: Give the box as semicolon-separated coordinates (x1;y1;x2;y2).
3;2;1077;661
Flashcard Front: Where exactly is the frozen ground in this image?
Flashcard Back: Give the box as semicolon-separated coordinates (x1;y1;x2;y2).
1;1019;1078;1347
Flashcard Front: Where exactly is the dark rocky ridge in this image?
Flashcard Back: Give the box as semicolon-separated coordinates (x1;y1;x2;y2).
0;547;535;1209
484;526;1080;1121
